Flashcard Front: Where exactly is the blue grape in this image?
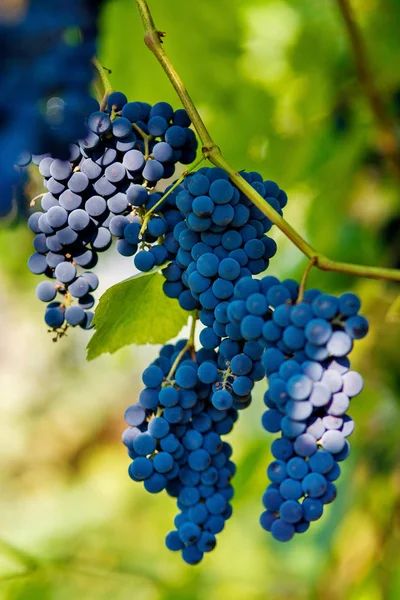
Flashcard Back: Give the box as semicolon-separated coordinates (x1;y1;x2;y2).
36;281;57;302
65;305;86;326
270;519;295;542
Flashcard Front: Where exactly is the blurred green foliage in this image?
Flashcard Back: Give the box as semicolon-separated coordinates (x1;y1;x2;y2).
1;0;400;598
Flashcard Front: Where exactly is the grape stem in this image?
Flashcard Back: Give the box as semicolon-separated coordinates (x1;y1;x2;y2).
131;123;150;140
336;0;400;176
166;312;197;381
297;257;318;303
139;155;205;237
134;0;400;283
92;57;114;110
131;123;152;158
29;193;45;207
221;367;232;391
64;291;72;308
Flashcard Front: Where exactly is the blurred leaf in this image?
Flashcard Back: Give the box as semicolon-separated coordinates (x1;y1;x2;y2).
386;295;400;322
86;269;189;360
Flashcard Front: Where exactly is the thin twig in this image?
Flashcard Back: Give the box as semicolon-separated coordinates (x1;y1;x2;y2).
92;57;114;110
29;193;45;207
166;313;197;380
134;0;400;283
297;257;318;302
92;57;113;95
131;123;152;158
336;0;400;174
140;155;205;236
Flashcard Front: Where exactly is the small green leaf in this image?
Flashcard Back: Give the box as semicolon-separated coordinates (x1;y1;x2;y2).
86;268;189;360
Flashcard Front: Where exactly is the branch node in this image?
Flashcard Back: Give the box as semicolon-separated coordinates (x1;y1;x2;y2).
202;144;221;160
144;30;162;49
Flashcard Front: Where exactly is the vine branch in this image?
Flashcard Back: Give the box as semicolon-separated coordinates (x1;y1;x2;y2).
135;0;400;283
135;0;214;150
336;0;400;174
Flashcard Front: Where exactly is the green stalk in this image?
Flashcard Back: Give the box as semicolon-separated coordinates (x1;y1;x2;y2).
140;156;205;236
92;57;114;110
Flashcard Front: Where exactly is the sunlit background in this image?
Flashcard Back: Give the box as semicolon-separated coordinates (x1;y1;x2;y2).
1;0;400;598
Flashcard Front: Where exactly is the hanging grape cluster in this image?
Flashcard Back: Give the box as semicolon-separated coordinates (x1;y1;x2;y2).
24;90;369;564
26;94;198;336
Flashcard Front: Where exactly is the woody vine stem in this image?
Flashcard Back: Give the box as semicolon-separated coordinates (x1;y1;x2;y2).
134;0;400;283
336;0;400;176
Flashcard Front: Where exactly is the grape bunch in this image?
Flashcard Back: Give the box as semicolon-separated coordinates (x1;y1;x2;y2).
78;94;197;187
25;119;370;559
119;166;294;563
157;167;287;408
161;167;287;319
1;0;103;216
27;95;198;335
27;143;109;336
226;276;368;540
119;163;368;558
123;340;237;564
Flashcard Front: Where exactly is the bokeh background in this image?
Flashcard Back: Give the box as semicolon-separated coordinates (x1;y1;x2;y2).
1;0;400;598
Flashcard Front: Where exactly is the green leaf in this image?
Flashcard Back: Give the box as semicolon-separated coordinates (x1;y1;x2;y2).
86;269;189;360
